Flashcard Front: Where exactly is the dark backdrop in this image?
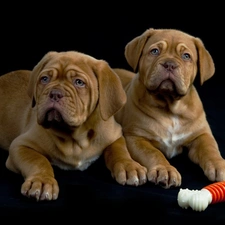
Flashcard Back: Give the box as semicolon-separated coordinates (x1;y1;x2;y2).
0;4;223;81
0;3;225;223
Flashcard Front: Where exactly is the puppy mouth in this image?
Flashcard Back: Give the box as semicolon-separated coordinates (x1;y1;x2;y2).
148;61;186;98
150;79;184;100
158;79;175;93
41;108;66;129
46;109;63;123
154;79;177;95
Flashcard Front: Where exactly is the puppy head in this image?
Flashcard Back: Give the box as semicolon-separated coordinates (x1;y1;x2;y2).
124;28;215;98
27;51;126;128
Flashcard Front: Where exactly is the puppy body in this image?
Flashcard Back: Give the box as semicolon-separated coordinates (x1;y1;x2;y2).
115;28;225;188
0;51;147;201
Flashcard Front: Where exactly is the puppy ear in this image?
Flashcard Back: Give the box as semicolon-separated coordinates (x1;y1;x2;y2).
94;60;127;121
27;51;57;107
194;38;215;85
125;28;155;72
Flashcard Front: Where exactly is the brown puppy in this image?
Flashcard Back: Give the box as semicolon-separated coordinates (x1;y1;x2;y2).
0;51;147;201
114;28;225;189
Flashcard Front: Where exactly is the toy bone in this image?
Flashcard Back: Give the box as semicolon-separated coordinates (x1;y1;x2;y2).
177;181;225;211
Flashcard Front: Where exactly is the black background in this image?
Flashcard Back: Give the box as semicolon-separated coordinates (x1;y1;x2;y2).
0;3;223;82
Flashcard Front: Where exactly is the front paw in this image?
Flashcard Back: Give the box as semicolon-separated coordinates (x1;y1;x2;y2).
203;159;225;182
147;164;182;188
111;159;147;186
21;175;59;201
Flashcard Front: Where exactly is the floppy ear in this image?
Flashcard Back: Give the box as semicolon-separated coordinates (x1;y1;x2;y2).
125;28;155;72
27;51;58;107
194;37;215;85
94;60;127;121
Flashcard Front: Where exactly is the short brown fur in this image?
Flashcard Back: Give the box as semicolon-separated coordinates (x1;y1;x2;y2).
114;28;225;188
0;51;147;201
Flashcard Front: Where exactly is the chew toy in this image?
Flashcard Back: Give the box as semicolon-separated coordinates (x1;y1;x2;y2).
177;181;225;211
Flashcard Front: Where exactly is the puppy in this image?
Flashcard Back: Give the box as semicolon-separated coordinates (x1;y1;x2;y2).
114;28;225;188
0;51;147;201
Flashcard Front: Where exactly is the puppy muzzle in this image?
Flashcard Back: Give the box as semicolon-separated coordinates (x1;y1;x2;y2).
147;59;187;98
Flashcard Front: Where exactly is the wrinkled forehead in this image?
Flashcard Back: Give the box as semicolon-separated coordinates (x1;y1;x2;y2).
146;30;197;52
41;52;97;76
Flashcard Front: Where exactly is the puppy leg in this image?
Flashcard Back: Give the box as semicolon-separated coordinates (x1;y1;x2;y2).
104;136;147;186
188;133;225;182
6;146;59;201
125;136;182;188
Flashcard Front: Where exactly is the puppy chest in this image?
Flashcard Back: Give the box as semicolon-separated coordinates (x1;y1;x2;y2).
154;117;192;158
51;141;103;171
50;134;103;170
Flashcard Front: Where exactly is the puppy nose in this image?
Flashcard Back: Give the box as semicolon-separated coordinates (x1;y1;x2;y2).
49;89;64;102
163;61;178;71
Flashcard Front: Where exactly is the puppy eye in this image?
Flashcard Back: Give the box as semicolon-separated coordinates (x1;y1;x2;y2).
40;76;50;84
182;53;191;61
150;48;160;55
74;79;85;87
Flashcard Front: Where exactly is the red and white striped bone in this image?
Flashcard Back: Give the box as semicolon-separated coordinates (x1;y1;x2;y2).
177;181;225;211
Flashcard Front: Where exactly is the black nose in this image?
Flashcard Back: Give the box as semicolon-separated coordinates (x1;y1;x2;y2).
49;89;64;102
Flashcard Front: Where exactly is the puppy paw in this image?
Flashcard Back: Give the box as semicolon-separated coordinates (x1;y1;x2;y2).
147;165;182;188
203;159;225;182
21;175;59;201
111;159;147;186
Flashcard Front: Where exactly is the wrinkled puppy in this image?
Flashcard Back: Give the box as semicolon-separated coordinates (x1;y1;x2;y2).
114;28;225;189
0;51;147;201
